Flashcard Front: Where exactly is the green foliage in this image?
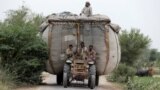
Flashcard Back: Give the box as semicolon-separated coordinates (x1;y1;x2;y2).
149;49;159;61
120;29;151;66
134;49;151;68
157;52;160;61
109;29;151;83
127;77;160;90
153;51;160;67
108;63;136;83
0;6;47;84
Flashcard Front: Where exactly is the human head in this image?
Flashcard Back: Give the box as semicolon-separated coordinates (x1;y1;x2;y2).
69;44;73;49
85;1;90;7
80;42;85;48
89;45;93;50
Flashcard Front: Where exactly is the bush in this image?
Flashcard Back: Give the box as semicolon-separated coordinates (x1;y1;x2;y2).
108;63;136;83
0;7;47;84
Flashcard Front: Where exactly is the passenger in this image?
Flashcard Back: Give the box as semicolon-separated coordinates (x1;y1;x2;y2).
87;45;96;62
66;44;74;61
80;1;92;17
80;42;88;60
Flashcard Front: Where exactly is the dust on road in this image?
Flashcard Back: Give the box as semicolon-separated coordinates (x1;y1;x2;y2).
16;72;122;90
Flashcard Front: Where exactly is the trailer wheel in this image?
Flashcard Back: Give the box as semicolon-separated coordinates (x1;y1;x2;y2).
96;74;99;86
56;74;63;85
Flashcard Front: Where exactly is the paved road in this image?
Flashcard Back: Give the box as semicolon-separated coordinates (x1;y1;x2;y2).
16;73;122;90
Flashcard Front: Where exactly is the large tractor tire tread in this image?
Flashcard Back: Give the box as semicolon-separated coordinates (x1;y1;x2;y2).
90;75;96;89
63;64;70;88
63;73;68;88
89;65;96;75
88;64;96;89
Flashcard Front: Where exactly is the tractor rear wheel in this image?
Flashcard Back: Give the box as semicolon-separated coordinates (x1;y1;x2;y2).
63;64;70;88
63;73;68;88
90;75;96;89
88;64;96;89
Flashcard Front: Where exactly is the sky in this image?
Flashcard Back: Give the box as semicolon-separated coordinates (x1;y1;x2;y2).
0;0;160;51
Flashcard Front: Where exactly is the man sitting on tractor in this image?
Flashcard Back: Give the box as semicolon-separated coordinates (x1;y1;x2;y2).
66;44;74;62
79;42;88;60
87;45;96;62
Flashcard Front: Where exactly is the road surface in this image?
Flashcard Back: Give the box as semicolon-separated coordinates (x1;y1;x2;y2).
16;72;122;90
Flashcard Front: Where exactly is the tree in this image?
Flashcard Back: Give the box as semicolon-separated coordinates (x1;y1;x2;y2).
149;49;159;61
135;48;151;68
156;51;160;67
0;6;47;84
120;29;151;66
157;52;160;62
109;29;151;83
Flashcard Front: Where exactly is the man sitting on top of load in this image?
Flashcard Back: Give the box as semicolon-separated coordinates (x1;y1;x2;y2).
80;1;92;17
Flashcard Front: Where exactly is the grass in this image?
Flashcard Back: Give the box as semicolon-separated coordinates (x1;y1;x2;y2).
0;69;15;90
112;82;126;90
127;76;160;90
0;82;11;90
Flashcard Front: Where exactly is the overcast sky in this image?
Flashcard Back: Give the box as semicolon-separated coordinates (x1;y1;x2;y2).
0;0;160;51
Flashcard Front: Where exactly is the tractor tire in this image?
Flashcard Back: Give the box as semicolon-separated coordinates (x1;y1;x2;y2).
56;74;63;85
89;65;96;75
63;72;68;88
90;75;96;89
63;64;70;88
88;64;96;89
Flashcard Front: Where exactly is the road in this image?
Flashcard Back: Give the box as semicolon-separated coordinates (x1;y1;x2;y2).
16;72;122;90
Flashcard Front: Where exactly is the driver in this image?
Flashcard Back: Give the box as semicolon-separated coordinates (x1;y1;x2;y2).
79;42;88;60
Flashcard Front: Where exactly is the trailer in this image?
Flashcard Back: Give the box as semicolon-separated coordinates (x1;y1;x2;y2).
40;12;121;89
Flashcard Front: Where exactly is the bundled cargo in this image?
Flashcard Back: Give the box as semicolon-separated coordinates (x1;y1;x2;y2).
40;12;121;88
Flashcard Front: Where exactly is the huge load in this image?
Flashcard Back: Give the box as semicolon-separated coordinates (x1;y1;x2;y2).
40;12;121;88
